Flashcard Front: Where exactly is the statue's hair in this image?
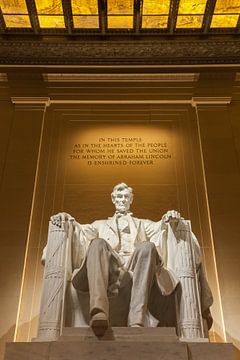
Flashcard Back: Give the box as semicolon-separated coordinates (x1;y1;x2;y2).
111;182;133;202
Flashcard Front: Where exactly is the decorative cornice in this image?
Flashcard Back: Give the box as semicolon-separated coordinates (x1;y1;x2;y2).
191;97;232;106
11;97;50;110
1;38;240;66
43;73;199;82
9;96;232;106
11;97;50;105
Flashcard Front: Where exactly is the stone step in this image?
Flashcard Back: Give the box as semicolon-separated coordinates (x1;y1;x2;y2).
59;326;179;342
4;341;234;360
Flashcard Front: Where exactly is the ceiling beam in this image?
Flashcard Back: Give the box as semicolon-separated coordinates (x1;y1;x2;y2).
169;0;180;34
134;0;142;33
236;15;240;33
0;8;5;33
62;0;73;34
25;0;40;34
99;0;107;34
202;0;217;33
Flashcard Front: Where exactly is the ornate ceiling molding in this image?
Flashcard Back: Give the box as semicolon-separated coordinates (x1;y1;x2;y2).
1;38;240;66
42;73;199;82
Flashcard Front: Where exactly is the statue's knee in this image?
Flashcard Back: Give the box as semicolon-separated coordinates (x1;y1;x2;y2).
89;237;106;250
137;241;156;256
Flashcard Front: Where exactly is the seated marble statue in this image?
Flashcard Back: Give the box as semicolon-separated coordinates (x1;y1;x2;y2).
40;182;213;339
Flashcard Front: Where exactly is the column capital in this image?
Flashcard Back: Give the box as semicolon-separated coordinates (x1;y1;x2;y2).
191;97;232;107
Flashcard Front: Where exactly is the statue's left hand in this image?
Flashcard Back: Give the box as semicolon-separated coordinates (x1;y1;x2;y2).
162;210;182;223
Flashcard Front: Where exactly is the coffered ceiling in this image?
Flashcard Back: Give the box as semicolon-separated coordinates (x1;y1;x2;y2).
0;0;240;35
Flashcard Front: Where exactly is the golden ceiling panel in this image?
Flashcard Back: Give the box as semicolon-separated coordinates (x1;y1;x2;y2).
107;0;133;15
142;15;168;28
178;0;207;14
211;14;239;27
0;0;28;13
142;0;170;15
73;15;99;28
71;0;98;15
176;15;203;28
35;0;63;14
3;14;30;27
38;15;65;27
108;15;133;28
214;0;240;14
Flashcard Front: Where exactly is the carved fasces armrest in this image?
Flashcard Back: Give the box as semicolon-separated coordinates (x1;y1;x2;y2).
37;213;75;341
41;213;75;266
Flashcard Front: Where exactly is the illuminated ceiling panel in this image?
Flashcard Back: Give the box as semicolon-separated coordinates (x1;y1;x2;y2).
71;0;99;15
107;0;133;29
3;14;31;27
0;0;28;13
0;0;31;27
142;16;168;28
210;0;240;28
142;0;170;28
73;16;99;28
108;0;134;15
176;15;203;28
142;0;170;15
35;0;63;14
176;0;207;28
211;14;239;28
38;15;65;28
34;0;64;28
0;0;240;33
214;0;240;14
178;0;208;14
108;16;133;28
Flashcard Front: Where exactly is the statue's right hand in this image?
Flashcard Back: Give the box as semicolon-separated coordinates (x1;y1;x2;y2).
50;212;74;228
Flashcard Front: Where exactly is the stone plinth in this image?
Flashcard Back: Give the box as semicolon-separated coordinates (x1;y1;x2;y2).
4;328;234;360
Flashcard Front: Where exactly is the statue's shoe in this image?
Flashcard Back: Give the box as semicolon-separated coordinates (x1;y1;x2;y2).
90;312;109;336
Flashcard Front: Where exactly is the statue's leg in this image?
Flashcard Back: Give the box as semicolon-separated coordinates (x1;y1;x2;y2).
86;238;112;319
127;242;159;327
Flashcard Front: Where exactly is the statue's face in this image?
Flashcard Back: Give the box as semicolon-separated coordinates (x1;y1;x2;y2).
112;189;132;213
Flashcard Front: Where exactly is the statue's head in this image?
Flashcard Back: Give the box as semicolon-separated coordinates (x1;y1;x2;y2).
111;183;133;213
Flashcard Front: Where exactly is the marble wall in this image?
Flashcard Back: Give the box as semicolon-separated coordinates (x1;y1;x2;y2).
0;71;240;360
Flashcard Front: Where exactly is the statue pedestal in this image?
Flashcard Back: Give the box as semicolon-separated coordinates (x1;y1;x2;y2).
4;328;234;360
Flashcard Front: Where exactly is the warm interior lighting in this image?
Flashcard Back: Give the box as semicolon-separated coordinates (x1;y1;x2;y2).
142;0;170;15
211;0;240;28
107;0;133;28
0;0;27;13
38;15;65;28
34;0;64;28
214;0;240;14
142;16;168;28
35;0;63;14
176;15;203;28
72;0;99;28
141;0;170;28
0;0;31;27
107;0;134;15
108;16;133;28
176;0;207;28
3;14;31;27
211;14;239;28
73;15;99;28
71;0;99;14
178;0;208;14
